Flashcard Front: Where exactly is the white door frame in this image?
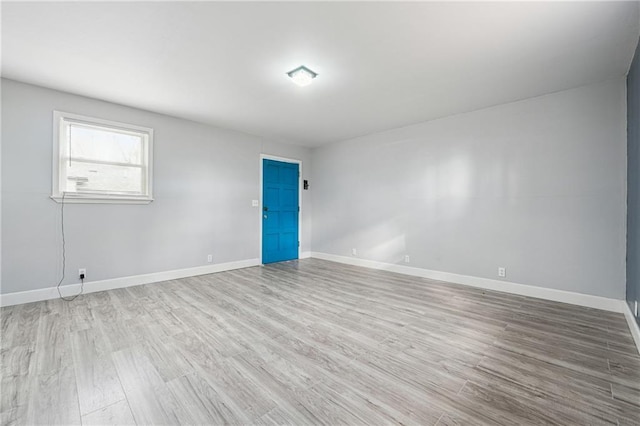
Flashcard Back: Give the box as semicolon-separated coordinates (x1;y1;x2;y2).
259;154;303;264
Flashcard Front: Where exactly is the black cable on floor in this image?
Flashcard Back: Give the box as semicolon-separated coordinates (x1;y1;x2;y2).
56;192;83;301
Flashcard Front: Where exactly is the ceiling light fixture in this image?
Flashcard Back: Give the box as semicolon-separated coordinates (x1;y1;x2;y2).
287;65;318;87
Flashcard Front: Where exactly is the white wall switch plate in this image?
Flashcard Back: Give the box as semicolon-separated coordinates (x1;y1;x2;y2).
252;200;259;207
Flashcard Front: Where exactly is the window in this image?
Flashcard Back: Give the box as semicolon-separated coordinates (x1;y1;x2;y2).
52;111;153;204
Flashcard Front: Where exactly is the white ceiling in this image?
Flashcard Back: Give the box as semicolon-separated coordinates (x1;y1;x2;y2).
2;2;639;147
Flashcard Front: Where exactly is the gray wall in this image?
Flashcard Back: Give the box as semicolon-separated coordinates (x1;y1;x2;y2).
1;79;311;294
311;79;627;299
628;38;640;321
1;77;630;301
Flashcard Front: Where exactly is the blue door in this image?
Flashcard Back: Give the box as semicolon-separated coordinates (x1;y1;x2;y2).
262;159;299;264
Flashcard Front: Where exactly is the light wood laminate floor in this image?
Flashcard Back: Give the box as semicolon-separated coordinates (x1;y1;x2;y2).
2;259;639;425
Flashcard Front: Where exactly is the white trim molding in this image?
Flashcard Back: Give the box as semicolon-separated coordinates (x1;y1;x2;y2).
0;258;259;307
49;195;153;204
310;252;625;313
623;302;640;355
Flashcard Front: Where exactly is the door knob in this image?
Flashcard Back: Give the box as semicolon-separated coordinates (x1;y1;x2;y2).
263;214;267;219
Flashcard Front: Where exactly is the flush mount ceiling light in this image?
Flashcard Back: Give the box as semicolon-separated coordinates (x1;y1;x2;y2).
287;65;318;87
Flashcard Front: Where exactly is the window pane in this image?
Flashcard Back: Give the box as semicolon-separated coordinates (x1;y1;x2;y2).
69;124;143;165
65;161;143;194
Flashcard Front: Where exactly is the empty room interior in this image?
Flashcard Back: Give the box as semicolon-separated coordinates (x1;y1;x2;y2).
2;1;640;425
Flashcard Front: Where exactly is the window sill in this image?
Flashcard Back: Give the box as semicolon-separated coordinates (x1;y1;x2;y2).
50;195;153;204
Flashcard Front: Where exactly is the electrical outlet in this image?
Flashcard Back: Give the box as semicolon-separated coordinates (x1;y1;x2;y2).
252;200;259;207
78;268;86;279
352;248;357;256
207;254;213;263
404;255;410;263
498;267;506;278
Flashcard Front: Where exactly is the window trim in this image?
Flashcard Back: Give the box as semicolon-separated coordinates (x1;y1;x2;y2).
51;111;154;204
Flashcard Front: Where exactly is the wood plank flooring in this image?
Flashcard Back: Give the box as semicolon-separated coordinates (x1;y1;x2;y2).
1;258;639;425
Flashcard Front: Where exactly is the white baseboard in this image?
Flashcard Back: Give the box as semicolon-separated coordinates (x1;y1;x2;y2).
2;252;629;321
622;302;640;355
310;252;624;313
0;258;260;307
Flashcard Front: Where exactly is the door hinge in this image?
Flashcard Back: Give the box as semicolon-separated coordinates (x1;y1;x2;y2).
298;206;300;212
298;241;300;247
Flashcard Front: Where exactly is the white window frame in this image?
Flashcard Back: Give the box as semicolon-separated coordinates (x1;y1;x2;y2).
51;111;154;204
